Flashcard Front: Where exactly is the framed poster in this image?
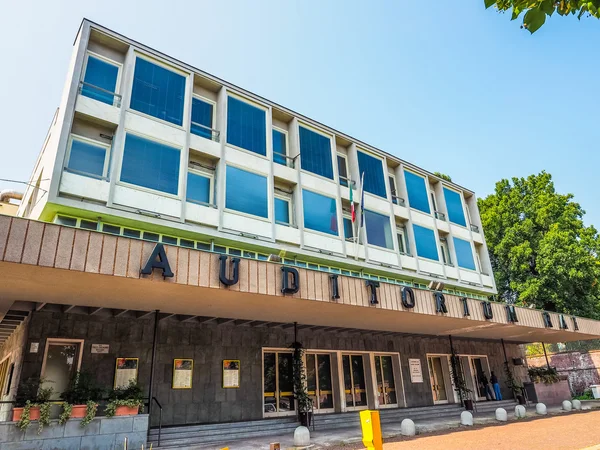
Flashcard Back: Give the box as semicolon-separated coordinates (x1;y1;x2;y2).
409;358;423;383
222;359;240;389
114;357;139;388
172;359;194;389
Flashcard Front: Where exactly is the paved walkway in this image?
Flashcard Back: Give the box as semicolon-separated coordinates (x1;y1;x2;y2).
194;402;600;449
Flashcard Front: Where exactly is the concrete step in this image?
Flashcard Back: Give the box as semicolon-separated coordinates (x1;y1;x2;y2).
149;417;297;436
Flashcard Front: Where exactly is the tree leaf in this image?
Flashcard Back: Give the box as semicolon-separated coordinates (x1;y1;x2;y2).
484;0;496;9
523;8;547;33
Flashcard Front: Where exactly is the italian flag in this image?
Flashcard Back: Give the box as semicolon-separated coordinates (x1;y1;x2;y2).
350;182;356;222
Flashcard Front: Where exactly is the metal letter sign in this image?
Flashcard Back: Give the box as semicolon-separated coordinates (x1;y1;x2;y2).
461;297;470;316
434;292;448;314
330;274;340;300
219;255;240;286
482;301;493;320
281;266;300;294
506;305;518;323
401;287;415;309
365;280;380;305
140;243;174;278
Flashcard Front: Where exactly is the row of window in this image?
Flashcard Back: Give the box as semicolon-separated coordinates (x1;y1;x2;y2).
53;215;487;300
80;52;472;229
65;131;478;270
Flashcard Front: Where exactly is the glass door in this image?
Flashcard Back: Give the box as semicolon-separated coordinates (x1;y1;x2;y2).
41;340;82;400
374;355;398;407
427;356;448;404
263;351;295;416
470;357;489;401
306;353;334;412
342;354;367;410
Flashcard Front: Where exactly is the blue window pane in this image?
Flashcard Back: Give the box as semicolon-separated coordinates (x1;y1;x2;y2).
130;58;185;126
365;210;393;249
191;98;214;139
68;139;106;177
275;198;290;224
404;171;430;214
120;134;180;195
225;166;268;218
357;152;386;198
443;188;466;226
227;97;266;156
302;190;338;235
187;172;211;204
273;129;287;165
453;237;476;270
413;225;439;260
299;127;333;179
81;56;118;105
343;217;354;240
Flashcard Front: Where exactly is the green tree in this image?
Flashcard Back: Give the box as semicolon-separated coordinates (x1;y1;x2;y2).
478;172;600;318
484;0;600;33
434;172;452;182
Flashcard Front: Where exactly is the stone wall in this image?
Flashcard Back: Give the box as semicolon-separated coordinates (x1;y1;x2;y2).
0;315;30;421
17;311;526;427
0;414;148;450
528;350;600;394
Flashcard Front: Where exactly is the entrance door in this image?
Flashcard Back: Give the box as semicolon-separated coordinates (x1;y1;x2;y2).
342;354;367;410
41;340;83;400
427;356;448;404
470;357;489;401
306;353;334;412
374;355;397;407
263;351;295;416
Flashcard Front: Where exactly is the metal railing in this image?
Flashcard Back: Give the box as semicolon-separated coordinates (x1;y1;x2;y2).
392;195;406;206
470;224;480;233
79;81;122;107
434;211;447;221
338;176;356;188
191;122;220;142
273;153;297;169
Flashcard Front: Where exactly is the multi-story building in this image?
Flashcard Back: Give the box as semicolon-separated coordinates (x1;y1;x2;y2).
0;19;598;447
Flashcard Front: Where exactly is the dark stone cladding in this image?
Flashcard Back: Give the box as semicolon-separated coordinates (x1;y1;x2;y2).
20;311;526;426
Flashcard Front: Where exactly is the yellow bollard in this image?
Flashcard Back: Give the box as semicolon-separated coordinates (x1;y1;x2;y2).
360;410;383;450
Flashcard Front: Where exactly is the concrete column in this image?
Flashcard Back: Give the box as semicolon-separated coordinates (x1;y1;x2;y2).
216;86;228;233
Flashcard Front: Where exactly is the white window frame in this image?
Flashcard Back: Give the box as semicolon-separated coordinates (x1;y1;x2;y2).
186;165;215;206
65;134;111;179
440;238;452;266
226;92;270;160
388;174;398;201
81;51;122;98
343;213;355;242
191;94;217;137
337;153;350;187
272;126;289;166
224;163;271;222
274;191;292;226
297;122;335;183
301;188;340;239
430;190;438;212
396;226;409;255
40;338;85;398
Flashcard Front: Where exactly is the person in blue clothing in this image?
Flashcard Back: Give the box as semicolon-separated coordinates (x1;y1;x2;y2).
491;371;502;400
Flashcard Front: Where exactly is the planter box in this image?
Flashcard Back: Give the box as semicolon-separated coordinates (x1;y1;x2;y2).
533;379;572;405
115;405;139;416
12;406;40;421
70;404;88;418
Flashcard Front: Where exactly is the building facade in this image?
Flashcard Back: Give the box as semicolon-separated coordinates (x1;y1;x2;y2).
1;19;599;434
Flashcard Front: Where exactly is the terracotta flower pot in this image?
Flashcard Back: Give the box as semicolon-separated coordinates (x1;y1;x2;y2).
70;404;88;418
115;405;139;416
13;406;40;421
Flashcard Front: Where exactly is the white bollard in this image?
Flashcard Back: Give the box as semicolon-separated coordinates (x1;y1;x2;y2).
460;411;473;426
400;418;416;436
294;426;310;447
495;408;507;422
562;400;572;411
572;399;582;410
535;403;547;415
515;405;526;418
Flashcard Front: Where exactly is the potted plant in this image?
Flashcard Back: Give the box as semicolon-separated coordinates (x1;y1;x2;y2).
504;362;526;405
59;372;103;427
15;380;54;433
292;342;313;427
105;380;145;417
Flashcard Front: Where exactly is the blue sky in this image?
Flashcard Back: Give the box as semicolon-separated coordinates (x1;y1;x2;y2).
1;1;598;226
